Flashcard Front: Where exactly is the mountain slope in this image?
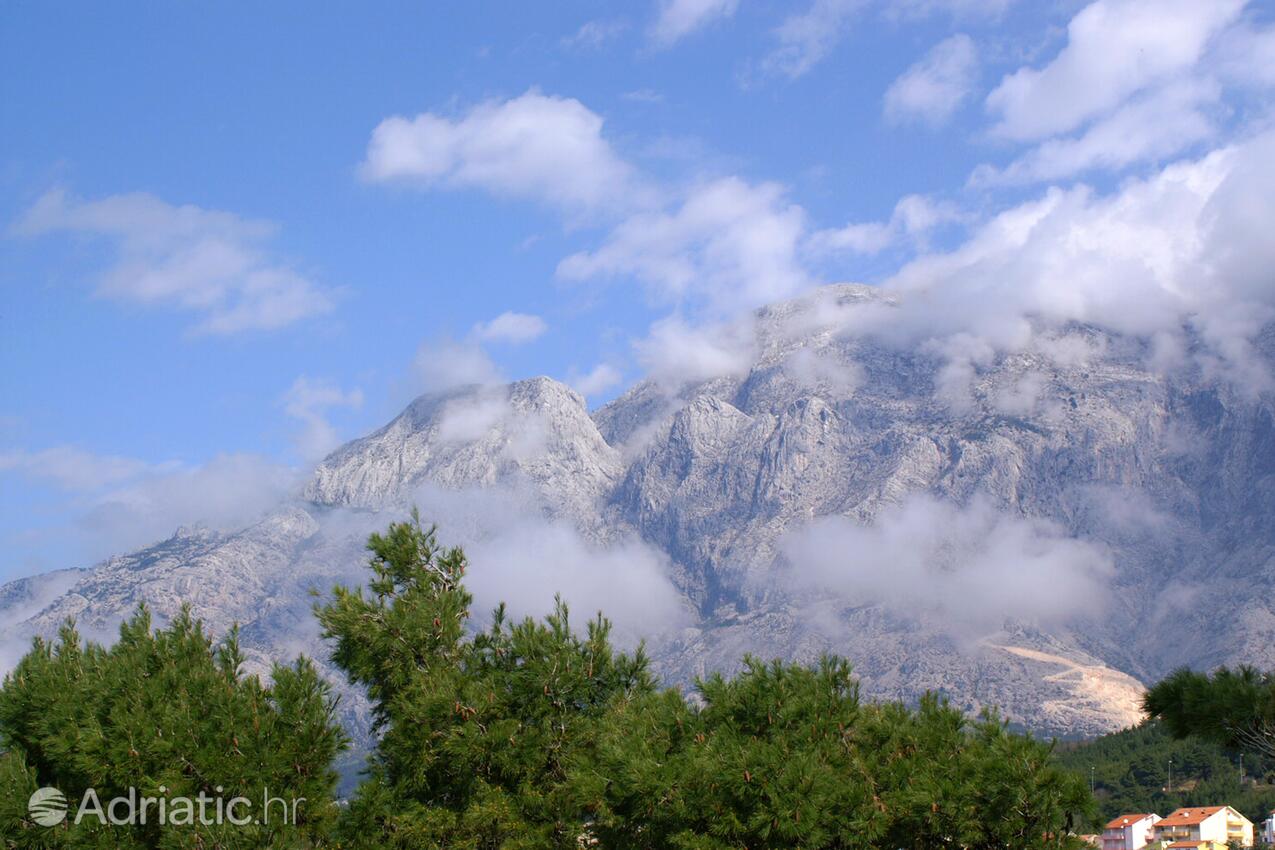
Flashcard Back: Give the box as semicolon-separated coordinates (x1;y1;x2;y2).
3;284;1273;739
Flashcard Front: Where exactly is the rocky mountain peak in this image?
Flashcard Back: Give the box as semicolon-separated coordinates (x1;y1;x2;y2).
4;285;1273;740
303;376;621;519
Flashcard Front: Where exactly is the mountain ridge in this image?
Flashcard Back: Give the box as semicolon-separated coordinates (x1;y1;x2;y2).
4;283;1273;739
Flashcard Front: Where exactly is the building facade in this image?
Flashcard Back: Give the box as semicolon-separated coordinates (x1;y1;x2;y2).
1152;806;1254;849
1101;813;1160;850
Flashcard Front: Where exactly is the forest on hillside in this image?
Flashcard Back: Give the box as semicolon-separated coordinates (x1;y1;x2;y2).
1057;720;1275;831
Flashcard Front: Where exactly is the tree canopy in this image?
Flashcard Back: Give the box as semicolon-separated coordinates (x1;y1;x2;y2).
1145;666;1275;760
3;512;1101;849
577;656;1092;849
0;607;346;848
315;510;654;848
1055;720;1275;831
320;512;1093;849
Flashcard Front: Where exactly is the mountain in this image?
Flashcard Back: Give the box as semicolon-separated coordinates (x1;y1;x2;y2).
4;284;1274;739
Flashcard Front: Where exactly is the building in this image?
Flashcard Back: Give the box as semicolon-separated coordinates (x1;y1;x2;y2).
1152;805;1254;849
1101;813;1160;850
1262;811;1274;845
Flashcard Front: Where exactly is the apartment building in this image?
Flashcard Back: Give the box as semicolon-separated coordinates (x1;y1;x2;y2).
1153;805;1254;849
1101;813;1160;849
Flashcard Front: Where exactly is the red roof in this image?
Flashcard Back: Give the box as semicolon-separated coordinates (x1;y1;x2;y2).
1105;813;1155;830
1157;806;1227;827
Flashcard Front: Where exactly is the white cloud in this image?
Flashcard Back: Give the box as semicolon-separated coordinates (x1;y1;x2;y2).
622;88;665;104
784;348;865;397
568;363;624;398
414;338;504;393
558;177;810;312
15;190;334;334
281;377;364;462
993;371;1046;416
466;518;688;641
364;94;808;322
0;447;299;565
650;0;739;47
880;132;1275;394
985;0;1244;142
971;1;1275;184
394;484;688;642
361;90;642;215
780;495;1114;632
807;194;963;256
436;392;512;443
562;19;627;49
633;315;756;390
972;79;1220;185
925;332;998;413
1212;18;1275;89
472;311;548;344
78;455;299;553
763;0;1007;79
763;0;864;78
0;446;155;492
884;34;980;127
883;0;1013;17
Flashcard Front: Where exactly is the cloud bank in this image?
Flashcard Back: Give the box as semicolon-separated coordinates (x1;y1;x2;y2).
975;0;1264;184
406;484;689;643
780;495;1114;632
1;447;299;572
883;132;1275;395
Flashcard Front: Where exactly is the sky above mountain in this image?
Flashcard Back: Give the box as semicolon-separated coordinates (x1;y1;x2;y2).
3;0;1275;582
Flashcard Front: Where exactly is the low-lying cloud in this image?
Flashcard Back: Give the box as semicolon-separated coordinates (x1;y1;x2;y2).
779;495;1114;633
405;484;690;643
281;376;364;462
0;447;299;575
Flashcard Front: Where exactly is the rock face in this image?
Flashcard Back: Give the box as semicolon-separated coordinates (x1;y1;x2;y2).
305;377;621;525
4;285;1274;739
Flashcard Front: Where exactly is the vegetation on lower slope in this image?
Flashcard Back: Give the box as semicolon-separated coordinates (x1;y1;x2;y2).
1055;720;1275;831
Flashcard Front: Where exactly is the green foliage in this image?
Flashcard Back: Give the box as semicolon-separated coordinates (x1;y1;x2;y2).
0;607;347;848
1055;720;1275;830
2;513;1112;849
1145;666;1275;759
316;510;654;849
576;656;1093;849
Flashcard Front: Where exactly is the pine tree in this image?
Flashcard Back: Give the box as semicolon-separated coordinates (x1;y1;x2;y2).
0;607;346;848
316;510;653;849
574;656;1093;849
1145;666;1275;759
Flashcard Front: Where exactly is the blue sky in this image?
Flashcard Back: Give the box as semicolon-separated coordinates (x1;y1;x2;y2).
3;0;1274;581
